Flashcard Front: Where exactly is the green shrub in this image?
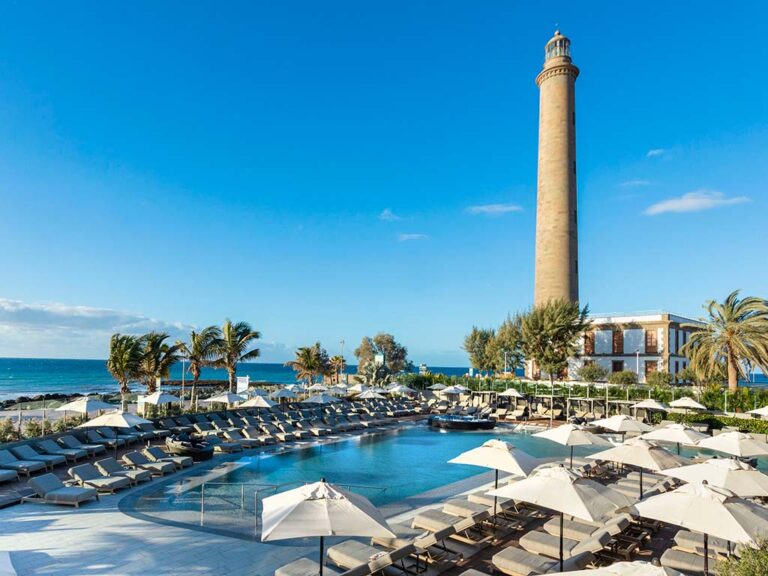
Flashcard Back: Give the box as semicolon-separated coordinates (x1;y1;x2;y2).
607;371;638;386
24;420;43;438
646;371;673;387
717;539;768;575
0;418;20;443
667;412;768;435
577;364;608;383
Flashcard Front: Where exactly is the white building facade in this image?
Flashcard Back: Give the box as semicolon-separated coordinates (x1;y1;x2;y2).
566;312;703;383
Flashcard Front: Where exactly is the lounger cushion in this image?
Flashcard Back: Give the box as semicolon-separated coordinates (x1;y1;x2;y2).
275;558;340;576
371;522;426;549
443;498;489;518
673;530;731;557
661;549;715;576
0;469;19;483
327;541;382;569
493;547;593;576
412;509;461;532
28;474;97;505
0;450;46;473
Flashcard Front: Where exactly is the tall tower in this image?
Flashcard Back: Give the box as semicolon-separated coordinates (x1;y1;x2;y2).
533;31;579;305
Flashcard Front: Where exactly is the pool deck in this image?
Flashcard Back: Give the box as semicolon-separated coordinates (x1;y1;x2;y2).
0;422;509;576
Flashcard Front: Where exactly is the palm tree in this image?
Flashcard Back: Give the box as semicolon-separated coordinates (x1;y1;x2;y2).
521;299;590;426
106;334;142;410
329;355;346;384
182;326;221;408
137;332;185;393
213;320;261;392
682;291;768;392
285;343;329;385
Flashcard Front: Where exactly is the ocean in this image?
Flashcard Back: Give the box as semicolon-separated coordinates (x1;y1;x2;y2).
0;358;471;401
0;357;765;402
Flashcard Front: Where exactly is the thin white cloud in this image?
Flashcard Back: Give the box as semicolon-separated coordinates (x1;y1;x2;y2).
397;233;428;242
465;203;523;216
644;190;750;216
379;208;401;221
620;179;652;187
646;148;666;158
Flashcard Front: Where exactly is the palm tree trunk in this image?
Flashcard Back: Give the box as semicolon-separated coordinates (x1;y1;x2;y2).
228;368;235;392
191;375;199;412
727;352;739;392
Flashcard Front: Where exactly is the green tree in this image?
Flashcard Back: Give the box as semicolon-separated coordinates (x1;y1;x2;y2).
463;327;496;372
329;355;347;384
106;333;142;410
212;320;261;392
717;539;768;575
136;332;185;394
577;363;608;383
354;333;411;374
285;343;330;385
358;362;394;387
486;315;525;373
682;290;768;392
182;326;221;407
646;370;673;387
521;299;591;385
677;366;698;385
607;370;638;386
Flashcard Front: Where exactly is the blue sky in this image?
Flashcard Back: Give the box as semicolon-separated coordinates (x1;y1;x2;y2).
0;1;766;365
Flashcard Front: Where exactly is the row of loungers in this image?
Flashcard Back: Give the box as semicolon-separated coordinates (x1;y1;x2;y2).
21;446;193;507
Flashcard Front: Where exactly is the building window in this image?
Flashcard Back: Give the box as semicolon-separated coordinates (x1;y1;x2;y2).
645;330;658;354
612;360;624;373
645;361;658;376
675;361;679;374
612;330;624;355
584;332;594;355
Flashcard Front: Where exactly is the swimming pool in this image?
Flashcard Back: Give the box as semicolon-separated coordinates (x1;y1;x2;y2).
125;424;601;541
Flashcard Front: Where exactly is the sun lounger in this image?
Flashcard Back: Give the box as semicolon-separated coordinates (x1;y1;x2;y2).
519;528;611;560
371;522;427;549
412;508;492;546
223;430;261;448
660;548;716;576
11;445;66;470
275;557;341;576
242;427;277;445
205;434;243;453
327;540;415;574
122;451;175;476
83;430;121;449
160;418;192;434
58;435;106;456
25;473;99;507
95;457;151;486
36;439;87;463
68;463;131;493
492;546;594;576
673;530;735;557
0;449;47;477
279;422;311;440
143;446;193;469
543;514;631;539
0;469;19;483
261;423;291;442
97;426;138;445
135;422;171;439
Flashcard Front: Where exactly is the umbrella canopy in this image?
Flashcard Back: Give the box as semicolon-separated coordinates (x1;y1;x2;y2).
77;410;151;428
533;424;612;468
631;399;669;411
201;392;244;405
357;390;385;400
302;393;339;404
388;385;416;395
248;388;270;397
449;439;540;478
240;396;277;408
697;431;768;458
427;383;446;391
271;388;298;400
55;396;116;414
660;457;768;498
592;415;653;434
560;561;683;575
141;391;180;406
498;388;524;398
261;480;395;576
589;437;690;471
326;386;347;396
307;383;328;392
347;383;368;393
489;465;633;571
640;424;708;453
588;437;690;498
748;405;768;417
441;385;464;395
669;396;706;411
633;481;768;575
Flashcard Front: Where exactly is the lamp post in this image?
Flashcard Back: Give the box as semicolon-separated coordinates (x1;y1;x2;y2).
340;339;345;384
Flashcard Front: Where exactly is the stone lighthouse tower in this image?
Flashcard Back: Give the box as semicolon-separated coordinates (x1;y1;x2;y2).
533;31;579;305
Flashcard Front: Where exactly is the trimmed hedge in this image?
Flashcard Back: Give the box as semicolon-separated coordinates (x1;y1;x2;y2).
667;412;768;435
